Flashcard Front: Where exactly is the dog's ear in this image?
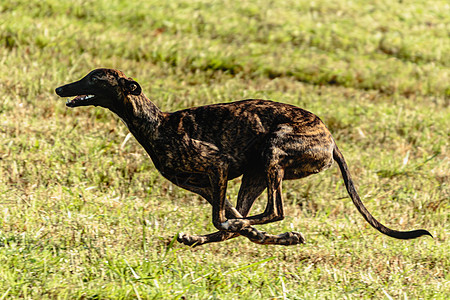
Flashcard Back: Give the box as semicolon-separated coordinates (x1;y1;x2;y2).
120;78;142;96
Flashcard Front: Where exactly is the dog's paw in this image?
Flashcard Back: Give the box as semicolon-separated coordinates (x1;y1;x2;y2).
177;233;205;247
278;231;306;245
220;219;251;232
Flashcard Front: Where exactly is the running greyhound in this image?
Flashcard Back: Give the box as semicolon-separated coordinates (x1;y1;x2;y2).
55;68;432;246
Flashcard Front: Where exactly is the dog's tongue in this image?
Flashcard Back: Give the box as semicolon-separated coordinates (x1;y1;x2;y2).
74;95;87;101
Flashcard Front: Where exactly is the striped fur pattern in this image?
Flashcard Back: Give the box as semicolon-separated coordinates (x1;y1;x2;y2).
55;69;432;246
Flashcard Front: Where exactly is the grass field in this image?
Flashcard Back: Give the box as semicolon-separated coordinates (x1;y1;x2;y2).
0;0;449;298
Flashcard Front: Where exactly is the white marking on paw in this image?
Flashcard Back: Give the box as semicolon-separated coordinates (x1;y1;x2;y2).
221;220;230;230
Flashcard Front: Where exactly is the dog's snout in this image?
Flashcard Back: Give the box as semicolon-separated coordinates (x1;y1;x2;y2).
55;86;64;95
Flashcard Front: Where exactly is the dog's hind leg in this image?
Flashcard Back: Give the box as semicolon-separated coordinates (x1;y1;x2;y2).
228;169;306;246
220;163;287;232
235;171;266;217
178;170;304;246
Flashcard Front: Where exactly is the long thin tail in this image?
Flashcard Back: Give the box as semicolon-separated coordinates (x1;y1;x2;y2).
333;144;432;239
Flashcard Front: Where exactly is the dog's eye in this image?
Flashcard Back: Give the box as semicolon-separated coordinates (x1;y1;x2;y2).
91;77;98;83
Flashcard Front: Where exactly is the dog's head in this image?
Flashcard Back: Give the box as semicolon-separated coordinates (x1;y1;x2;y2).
55;68;141;112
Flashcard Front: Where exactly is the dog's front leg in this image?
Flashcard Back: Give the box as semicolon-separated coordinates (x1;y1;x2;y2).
208;165;253;232
208;162;250;231
208;164;230;231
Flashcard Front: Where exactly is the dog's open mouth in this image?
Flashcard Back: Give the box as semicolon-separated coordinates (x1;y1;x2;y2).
66;94;96;107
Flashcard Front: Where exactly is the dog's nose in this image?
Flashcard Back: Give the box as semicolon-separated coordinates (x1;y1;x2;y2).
55;87;63;95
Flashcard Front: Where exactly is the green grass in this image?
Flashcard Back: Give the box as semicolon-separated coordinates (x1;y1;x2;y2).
0;0;449;298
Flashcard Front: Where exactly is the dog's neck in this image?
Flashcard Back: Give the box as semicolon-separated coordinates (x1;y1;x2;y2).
114;93;163;142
